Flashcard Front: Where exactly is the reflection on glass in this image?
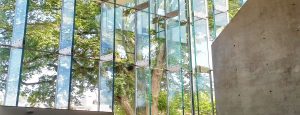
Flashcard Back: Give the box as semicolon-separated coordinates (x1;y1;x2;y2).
71;0;101;111
135;0;150;114
240;0;247;5
135;68;150;115
55;0;75;109
213;0;229;37
16;0;62;108
0;0;15;45
113;5;136;115
191;0;214;114
165;0;184;113
24;0;61;52
100;3;114;112
178;0;193;114
71;58;99;111
5;48;23;106
0;47;10;105
19;50;57;108
4;0;28;106
149;0;168;113
56;55;72;109
197;73;214;114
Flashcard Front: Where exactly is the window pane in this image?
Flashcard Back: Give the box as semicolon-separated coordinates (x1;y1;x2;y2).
24;0;62;52
114;5;136;115
0;47;10;105
165;2;183;113
99;3;114;112
0;0;15;45
213;0;229;37
70;0;101;111
149;0;167;114
71;57;99;111
19;50;58;108
135;1;150;114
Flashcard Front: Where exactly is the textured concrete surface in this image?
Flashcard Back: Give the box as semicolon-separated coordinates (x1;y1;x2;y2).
212;0;300;115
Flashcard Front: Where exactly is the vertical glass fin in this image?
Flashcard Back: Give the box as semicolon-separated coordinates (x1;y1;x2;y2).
99;3;115;112
4;0;28;106
55;0;75;109
213;0;229;38
134;0;151;114
165;0;184;114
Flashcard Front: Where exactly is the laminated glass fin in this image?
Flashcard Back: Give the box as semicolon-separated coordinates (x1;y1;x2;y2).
55;0;75;109
4;0;28;106
213;0;229;38
99;3;115;112
134;0;151;114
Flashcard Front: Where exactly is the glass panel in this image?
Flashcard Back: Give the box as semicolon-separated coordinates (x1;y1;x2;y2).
0;0;15;105
114;5;136;115
19;50;58;108
213;0;229;37
165;0;183;113
191;0;214;114
5;48;23;106
17;0;62;108
0;47;10;105
24;0;62;52
4;0;28;106
214;12;228;37
193;0;207;20
71;57;99;111
196;73;214;114
240;0;247;5
150;2;168;112
178;0;194;114
135;0;150;114
55;0;75;109
56;55;72;109
0;0;15;45
99;3;114;112
228;0;240;19
135;69;150;115
70;0;101;111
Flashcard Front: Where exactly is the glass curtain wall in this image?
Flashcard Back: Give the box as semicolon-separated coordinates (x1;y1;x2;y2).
0;0;246;114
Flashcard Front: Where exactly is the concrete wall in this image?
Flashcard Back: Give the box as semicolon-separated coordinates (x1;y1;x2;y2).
212;0;300;114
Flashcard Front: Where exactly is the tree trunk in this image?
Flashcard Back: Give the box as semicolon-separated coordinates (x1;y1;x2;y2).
151;43;166;115
117;96;135;115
